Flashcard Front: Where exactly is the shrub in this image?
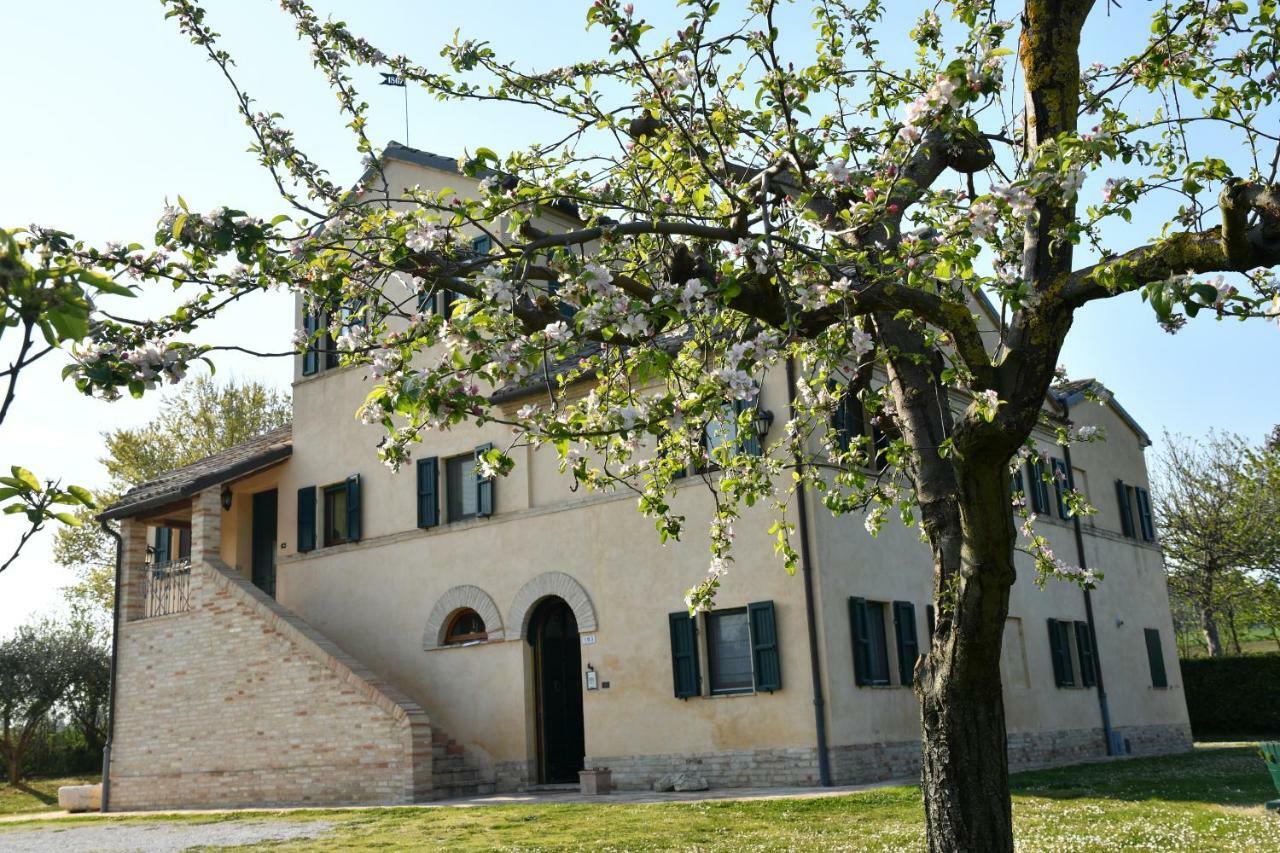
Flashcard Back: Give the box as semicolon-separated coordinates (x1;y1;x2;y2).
1180;652;1280;736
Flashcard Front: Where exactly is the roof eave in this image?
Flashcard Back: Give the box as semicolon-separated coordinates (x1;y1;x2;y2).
96;446;293;522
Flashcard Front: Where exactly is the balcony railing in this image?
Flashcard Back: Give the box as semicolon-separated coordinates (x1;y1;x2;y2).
139;559;192;619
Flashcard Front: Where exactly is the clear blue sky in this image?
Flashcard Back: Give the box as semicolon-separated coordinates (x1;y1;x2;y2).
1;1;1276;633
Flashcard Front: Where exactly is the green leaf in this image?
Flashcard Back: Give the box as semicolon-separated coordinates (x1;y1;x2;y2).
67;485;96;507
53;512;81;526
10;466;40;492
172;213;188;239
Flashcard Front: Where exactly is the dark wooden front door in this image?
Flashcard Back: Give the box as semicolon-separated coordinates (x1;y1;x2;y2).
251;489;278;598
531;597;585;784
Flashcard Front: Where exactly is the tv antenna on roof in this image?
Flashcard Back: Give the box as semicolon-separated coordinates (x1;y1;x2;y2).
380;72;409;145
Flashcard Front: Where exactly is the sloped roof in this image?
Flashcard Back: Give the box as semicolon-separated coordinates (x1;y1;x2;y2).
1050;378;1151;447
98;425;293;521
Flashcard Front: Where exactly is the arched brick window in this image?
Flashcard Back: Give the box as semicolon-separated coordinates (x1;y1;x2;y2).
444;608;488;645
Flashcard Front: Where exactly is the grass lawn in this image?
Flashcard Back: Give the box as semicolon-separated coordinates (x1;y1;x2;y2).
1;745;1277;850
0;776;95;816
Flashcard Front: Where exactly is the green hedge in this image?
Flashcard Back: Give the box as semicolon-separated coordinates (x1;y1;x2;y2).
1180;652;1280;736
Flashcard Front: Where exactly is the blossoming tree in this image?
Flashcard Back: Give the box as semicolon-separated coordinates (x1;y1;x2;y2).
12;0;1280;848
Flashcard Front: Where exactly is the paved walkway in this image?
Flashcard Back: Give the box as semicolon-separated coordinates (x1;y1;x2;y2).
0;777;910;826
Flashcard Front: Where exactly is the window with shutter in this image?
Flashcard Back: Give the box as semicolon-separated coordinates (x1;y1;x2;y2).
1051;458;1071;519
1115;480;1136;537
892;601;919;687
416;288;435;314
177;528;191;560
345;474;362;542
748;601;781;692
475;443;494;517
472;234;493;255
1144;628;1168;688
668;612;701;698
297;486;316;553
1074;621;1097;687
1028;458;1051;514
1135;487;1155;541
417;457;439;528
1047;618;1076;687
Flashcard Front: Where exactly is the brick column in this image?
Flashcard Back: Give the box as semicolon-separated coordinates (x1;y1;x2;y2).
118;518;149;623
191;488;222;566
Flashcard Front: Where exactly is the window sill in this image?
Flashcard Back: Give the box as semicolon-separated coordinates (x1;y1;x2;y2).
704;689;756;698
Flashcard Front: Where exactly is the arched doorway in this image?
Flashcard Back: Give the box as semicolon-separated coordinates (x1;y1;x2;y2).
528;597;585;784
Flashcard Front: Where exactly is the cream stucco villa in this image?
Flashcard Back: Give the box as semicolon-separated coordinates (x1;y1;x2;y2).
97;144;1191;810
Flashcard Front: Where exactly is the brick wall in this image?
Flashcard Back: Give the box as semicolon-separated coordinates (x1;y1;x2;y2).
107;491;433;810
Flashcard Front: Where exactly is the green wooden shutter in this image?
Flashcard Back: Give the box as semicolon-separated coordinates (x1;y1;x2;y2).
297;486;316;552
669;612;701;698
1135;487;1155;541
154;527;172;562
474;443;494;517
472;234;493;255
1144;628;1168;687
301;312;319;376
1011;468;1025;500
1115;480;1136;537
416;288;435;314
1052;458;1070;519
850;597;872;686
439;290;455;318
832;386;865;452
345;474;362;542
417;457;439;528
892;601;919;687
1047;619;1072;687
1074;621;1097;687
747;601;781;692
736;399;762;456
926;603;936;639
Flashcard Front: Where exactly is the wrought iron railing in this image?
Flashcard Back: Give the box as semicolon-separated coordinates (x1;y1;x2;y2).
139;559;191;619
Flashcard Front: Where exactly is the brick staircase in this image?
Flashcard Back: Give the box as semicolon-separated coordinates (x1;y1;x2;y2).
431;730;495;799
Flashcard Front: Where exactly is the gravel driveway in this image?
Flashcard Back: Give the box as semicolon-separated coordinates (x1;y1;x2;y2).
0;819;335;852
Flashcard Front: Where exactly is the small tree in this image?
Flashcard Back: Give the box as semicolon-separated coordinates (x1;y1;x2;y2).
1155;432;1280;656
0;622;81;784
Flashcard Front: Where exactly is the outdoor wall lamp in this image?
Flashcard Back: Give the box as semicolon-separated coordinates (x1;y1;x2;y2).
220;486;233;511
753;407;775;441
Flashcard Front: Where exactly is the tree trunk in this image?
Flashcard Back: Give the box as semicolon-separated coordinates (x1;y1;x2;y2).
1200;607;1223;657
917;461;1017;852
1225;606;1241;655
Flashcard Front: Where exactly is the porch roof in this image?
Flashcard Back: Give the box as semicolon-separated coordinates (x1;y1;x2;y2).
98;425;293;521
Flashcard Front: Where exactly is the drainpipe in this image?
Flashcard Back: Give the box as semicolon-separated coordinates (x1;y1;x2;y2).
1057;399;1117;757
99;519;124;812
785;357;832;786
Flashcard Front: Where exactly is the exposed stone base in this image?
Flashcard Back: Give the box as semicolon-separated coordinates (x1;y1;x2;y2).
588;723;1192;791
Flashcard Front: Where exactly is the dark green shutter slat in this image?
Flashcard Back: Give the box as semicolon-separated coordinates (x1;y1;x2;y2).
1144;628;1168;688
345;474;362;542
417;288;435;314
669;612;701;698
1116;480;1136;537
926;604;936;639
302;313;319;376
1136;487;1155;541
297;486;316;553
1074;621;1097;687
850;597;871;686
1052;458;1070;519
748;600;781;692
1047;619;1071;687
417;457;439;528
893;601;919;687
475;443;494;517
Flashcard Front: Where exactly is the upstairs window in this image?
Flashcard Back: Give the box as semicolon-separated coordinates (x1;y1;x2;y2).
444;609;488;645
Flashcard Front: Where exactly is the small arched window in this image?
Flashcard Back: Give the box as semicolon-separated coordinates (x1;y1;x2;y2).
444;608;488;645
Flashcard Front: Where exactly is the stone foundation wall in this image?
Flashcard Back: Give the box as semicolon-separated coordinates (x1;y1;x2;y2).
589;723;1192;791
109;498;433;810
